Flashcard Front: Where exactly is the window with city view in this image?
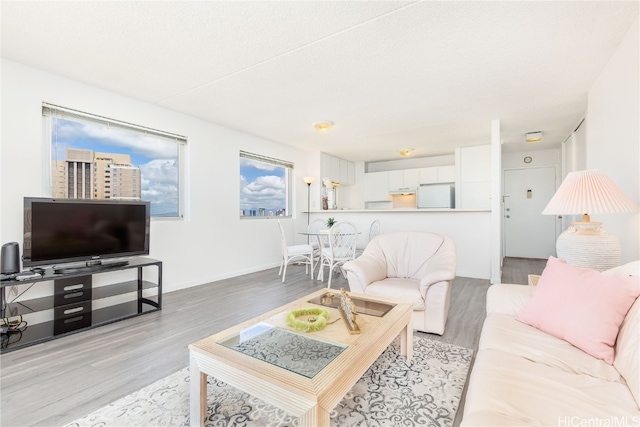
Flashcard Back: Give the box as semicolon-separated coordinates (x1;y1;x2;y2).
43;104;185;217
240;151;292;218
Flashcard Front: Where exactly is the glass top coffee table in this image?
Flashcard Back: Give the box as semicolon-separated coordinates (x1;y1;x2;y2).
189;289;413;427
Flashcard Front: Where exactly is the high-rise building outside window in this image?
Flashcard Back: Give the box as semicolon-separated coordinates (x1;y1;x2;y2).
43;103;186;218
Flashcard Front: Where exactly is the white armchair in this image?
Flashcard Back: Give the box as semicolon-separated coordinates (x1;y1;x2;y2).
342;231;456;335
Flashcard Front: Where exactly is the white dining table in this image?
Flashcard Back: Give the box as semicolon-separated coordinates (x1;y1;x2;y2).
299;230;360;281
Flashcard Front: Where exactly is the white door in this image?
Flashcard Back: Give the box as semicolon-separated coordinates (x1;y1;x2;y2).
503;167;558;259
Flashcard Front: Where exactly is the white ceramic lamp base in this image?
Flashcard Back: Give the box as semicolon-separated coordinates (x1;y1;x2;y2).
556;222;621;271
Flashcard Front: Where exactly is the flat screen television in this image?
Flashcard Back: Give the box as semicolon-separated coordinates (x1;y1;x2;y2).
23;197;150;271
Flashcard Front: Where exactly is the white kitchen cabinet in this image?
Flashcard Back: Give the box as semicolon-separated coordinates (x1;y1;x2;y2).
388;170;404;190
405;169;419;188
320;153;333;181
339;159;348;185
331;156;340;182
456;145;491;209
320;152;340;183
418;166;455;184
346;161;355;186
460;145;491;182
437;165;456;182
320;153;355;185
364;171;390;201
418;167;438;184
388;169;418;191
339;158;355;185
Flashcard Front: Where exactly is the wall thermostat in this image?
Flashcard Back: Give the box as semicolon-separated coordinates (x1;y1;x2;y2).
524;156;532;164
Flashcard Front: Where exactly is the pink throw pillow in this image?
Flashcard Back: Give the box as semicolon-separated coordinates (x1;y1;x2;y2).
517;256;640;364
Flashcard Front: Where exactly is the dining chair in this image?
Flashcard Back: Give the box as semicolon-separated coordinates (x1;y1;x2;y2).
277;220;314;282
308;218;326;268
355;219;381;256
318;221;358;289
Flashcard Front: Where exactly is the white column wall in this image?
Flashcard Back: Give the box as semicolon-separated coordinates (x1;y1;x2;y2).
585;17;639;264
490;119;502;284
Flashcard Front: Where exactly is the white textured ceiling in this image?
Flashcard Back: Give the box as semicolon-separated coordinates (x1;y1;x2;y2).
2;1;638;162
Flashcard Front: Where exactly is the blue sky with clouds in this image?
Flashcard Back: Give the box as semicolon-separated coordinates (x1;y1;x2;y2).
52;118;178;216
239;158;286;213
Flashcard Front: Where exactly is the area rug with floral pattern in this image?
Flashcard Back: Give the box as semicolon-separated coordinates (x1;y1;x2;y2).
67;337;473;427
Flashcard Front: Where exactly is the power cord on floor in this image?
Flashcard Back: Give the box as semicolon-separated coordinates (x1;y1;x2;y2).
1;329;23;349
1;315;28;332
1;315;27;349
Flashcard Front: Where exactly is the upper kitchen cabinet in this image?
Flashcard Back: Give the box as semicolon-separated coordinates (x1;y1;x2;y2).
340;158;355;186
364;171;390;202
321;153;355;185
436;165;456;182
418;165;455;184
456;145;491;209
388;169;419;192
321;153;339;183
418;167;437;184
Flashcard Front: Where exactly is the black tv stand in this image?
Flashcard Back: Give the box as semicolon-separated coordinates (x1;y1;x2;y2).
53;260;130;275
0;257;162;353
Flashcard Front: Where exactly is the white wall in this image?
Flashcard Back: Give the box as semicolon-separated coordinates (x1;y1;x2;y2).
0;59;313;293
366;154;455;172
562;120;587;177
585;16;639;264
502;148;560;171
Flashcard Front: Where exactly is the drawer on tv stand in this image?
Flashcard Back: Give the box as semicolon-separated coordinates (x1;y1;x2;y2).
54;275;92;307
53;300;92;335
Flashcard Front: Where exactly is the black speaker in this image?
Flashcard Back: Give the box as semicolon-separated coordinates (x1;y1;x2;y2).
1;242;20;275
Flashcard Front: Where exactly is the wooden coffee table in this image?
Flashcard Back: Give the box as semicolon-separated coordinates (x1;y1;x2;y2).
189;289;413;427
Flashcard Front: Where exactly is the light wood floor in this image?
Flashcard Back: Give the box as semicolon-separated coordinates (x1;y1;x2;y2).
0;257;545;427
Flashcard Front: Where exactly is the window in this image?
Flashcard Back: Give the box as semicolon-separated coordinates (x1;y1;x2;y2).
239;151;292;218
43;103;186;218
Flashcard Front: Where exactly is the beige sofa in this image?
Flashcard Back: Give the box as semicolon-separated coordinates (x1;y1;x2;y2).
462;262;640;426
342;231;456;335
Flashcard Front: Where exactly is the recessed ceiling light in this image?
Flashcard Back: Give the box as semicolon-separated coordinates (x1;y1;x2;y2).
526;131;542;143
398;148;414;157
313;121;334;132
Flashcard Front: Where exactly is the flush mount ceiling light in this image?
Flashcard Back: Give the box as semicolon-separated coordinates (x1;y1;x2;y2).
398;148;415;157
313;121;334;132
526;131;542;143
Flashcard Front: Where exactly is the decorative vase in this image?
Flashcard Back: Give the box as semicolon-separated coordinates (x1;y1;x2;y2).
322;197;328;210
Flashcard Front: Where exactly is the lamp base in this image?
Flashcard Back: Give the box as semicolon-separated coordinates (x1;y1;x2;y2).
556;222;620;271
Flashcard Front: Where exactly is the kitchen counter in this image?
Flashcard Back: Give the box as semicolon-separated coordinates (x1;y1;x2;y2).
306;208;489;213
304;209;491;279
